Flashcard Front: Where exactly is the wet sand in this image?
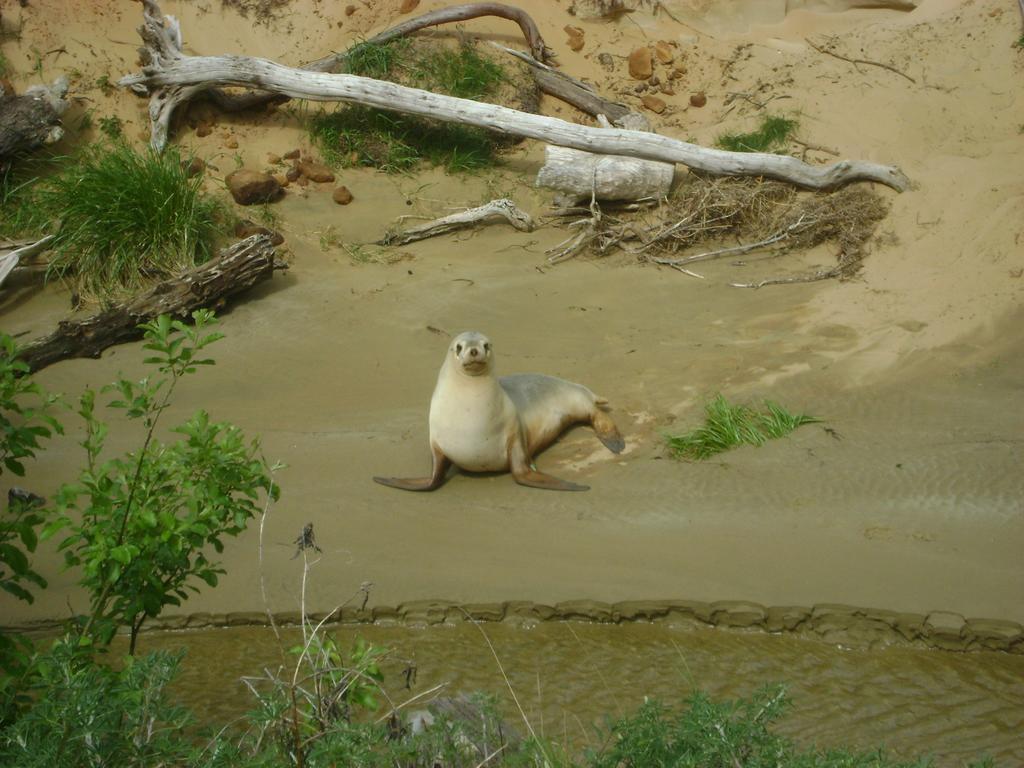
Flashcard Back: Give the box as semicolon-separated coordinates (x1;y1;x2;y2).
2;0;1023;639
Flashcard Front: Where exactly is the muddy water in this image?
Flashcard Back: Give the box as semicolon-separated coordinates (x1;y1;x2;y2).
124;622;1024;766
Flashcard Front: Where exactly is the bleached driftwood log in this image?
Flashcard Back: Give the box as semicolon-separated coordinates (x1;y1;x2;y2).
122;0;909;192
537;113;674;204
0;236;54;289
378;199;534;246
537;145;674;205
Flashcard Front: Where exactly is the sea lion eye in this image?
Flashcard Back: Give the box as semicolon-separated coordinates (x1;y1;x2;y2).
484;343;491;352
456;344;463;354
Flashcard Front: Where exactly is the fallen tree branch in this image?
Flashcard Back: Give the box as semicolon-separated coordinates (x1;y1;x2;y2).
806;37;916;84
377;198;533;246
201;3;557;114
123;1;910;192
17;235;286;372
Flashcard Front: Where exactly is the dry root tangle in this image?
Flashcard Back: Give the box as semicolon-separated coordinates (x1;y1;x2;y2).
546;178;890;286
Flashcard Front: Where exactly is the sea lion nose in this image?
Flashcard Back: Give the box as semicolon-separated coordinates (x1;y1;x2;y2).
470;348;478;357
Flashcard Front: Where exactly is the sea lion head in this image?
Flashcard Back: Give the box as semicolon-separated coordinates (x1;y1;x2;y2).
449;331;493;377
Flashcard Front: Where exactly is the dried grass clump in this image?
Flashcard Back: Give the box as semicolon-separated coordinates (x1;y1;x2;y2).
546;176;890;287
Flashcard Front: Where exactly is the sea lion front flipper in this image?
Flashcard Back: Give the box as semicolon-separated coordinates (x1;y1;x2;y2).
591;409;625;454
373;443;451;492
513;467;589;492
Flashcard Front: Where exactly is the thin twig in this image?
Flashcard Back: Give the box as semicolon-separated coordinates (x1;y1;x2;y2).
792;137;839;156
806;37;916;83
730;264;844;288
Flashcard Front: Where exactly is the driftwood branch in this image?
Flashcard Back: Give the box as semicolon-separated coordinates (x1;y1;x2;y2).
378;198;533;246
123;1;910;192
343;2;555;65
490;43;638;127
17;235;286;372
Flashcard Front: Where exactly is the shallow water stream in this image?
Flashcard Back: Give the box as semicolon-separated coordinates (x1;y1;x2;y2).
125;622;1024;766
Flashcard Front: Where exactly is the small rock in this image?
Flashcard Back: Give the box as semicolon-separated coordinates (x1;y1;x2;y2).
689;92;707;108
225;169;283;205
332;185;354;205
399;0;420;12
633;83;647;94
668;68;683;81
296;176;309;187
195;123;212;137
297;159;335;183
628;47;653;80
648;75;660;87
597;52;614;71
181;157;206;177
345;4;357;15
564;25;585;52
234;220;285;246
641;95;666;114
654;40;675;65
659;84;675;96
283;148;301;159
267;153;281;164
285;166;302;182
273;173;289;188
224;137;239;149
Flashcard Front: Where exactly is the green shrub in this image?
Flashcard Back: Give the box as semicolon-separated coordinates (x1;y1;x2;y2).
0;336;64;716
41;142;223;302
717;115;799;154
0;646;194;768
44;311;279;654
667;394;819;460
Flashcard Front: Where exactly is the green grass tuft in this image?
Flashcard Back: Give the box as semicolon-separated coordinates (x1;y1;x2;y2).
411;44;505;100
667;394;819;460
717;115;799;154
343;38;411;79
312;39;505;173
309;105;496;173
40;142;224;302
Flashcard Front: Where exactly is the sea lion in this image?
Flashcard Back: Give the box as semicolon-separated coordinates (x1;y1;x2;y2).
374;331;625;492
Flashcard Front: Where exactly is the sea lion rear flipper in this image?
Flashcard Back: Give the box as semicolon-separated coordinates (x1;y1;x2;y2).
512;467;589;492
373;445;451;492
591;410;625;454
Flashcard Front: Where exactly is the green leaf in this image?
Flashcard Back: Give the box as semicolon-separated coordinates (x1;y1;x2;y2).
1;581;34;603
0;542;30;574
